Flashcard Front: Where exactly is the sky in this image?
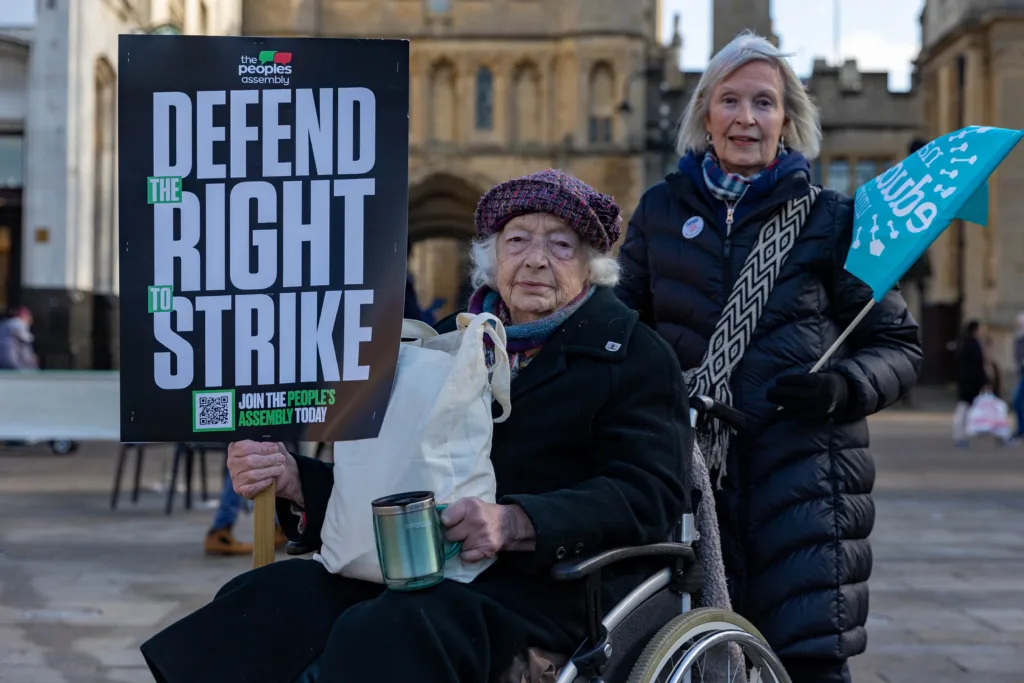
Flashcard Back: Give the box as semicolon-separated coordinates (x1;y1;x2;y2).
0;0;32;26
663;0;929;90
2;0;925;90
661;0;926;91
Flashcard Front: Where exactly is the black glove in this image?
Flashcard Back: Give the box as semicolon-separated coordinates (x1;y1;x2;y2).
766;372;849;418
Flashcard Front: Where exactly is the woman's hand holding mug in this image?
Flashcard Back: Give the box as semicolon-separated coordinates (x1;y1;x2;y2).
226;441;303;506
439;497;536;562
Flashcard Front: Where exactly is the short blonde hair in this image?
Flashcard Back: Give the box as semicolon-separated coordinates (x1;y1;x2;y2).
468;234;620;290
675;31;822;160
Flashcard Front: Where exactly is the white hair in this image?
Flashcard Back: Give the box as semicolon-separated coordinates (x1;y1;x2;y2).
468;234;620;291
675;31;822;160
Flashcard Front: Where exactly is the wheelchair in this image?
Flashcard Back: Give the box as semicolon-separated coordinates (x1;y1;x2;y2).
285;395;790;683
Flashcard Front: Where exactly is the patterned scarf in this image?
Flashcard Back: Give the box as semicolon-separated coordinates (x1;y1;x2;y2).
467;285;596;379
701;147;788;203
685;146;818;488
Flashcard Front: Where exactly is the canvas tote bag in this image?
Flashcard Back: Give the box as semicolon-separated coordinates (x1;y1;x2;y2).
315;311;511;584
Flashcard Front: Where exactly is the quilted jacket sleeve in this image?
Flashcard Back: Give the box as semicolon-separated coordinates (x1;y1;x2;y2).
614;194;656;326
826;195;924;419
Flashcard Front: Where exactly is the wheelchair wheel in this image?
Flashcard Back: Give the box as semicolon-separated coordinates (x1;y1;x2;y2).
627;608;790;683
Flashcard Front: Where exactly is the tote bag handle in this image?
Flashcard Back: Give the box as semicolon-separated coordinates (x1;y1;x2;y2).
456;312;511;423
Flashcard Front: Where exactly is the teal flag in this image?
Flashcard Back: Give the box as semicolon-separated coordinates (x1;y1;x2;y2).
845;125;1024;301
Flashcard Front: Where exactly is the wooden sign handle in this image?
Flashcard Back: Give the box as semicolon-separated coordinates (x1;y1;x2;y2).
252;481;277;569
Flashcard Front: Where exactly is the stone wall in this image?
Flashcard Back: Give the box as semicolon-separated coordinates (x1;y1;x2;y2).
242;0;657;314
243;0;659;41
241;0;654;220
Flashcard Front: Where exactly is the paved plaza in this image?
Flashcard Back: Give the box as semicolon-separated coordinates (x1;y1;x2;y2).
0;407;1022;682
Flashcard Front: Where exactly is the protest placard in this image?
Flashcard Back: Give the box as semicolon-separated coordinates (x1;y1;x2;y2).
118;35;410;444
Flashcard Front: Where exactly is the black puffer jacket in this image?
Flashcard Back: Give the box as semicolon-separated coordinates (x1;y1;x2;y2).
614;151;923;663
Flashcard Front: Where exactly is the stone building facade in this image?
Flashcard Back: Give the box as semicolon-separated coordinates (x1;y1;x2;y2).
9;0;242;369
916;0;1024;387
6;0;943;372
243;0;660;318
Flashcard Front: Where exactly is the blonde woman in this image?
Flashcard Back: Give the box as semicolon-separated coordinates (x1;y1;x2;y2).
615;32;923;683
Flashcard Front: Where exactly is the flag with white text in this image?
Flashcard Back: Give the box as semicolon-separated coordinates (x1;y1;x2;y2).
846;125;1023;301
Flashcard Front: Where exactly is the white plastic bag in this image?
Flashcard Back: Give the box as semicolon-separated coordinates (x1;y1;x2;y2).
965;391;1012;440
315;312;511;584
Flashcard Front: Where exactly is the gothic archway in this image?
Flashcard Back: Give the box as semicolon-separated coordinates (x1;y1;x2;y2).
407;173;485;320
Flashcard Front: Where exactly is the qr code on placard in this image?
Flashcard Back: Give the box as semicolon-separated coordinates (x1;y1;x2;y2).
193;390;234;431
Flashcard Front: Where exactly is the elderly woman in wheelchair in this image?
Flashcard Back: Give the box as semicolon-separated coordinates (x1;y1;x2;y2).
140;170;787;683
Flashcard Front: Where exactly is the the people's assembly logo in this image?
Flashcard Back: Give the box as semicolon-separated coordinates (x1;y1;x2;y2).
238;50;293;86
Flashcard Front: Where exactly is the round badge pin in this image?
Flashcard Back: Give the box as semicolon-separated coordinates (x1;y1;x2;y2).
682;216;704;239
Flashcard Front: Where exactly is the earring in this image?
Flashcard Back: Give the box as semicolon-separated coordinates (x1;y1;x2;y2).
779;134;787;149
705;132;713;147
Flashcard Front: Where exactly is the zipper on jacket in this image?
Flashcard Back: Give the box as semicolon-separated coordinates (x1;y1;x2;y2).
724;185;749;233
721;186;749;293
722;196;741;292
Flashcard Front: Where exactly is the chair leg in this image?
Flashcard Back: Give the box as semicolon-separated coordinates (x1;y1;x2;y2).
131;446;144;503
199;446;209;501
184;446;194;510
166;443;184;515
110;444;129;510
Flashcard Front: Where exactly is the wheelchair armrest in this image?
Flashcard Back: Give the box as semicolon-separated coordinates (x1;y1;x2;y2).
549;542;695;582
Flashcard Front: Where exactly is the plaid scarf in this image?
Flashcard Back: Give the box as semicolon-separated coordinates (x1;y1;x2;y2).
701;148;789;203
467;285;596;379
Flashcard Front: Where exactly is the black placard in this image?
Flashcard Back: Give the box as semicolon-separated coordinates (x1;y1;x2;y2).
118;35;409;443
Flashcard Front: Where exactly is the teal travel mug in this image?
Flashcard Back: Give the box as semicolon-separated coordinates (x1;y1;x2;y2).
370;491;463;591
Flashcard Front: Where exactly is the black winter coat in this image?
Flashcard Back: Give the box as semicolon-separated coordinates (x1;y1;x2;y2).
287;285;692;625
614;152;923;663
139;287;692;683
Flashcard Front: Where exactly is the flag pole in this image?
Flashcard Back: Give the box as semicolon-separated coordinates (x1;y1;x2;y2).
810;299;876;373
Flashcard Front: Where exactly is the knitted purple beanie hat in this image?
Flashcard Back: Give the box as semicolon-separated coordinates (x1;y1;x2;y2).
473;169;622;253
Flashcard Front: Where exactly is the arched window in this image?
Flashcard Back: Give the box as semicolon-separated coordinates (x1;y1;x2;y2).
510;61;541;144
428;60;457;143
588;62;615;144
475;66;494;130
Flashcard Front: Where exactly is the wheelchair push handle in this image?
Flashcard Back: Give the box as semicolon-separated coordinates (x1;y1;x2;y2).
690;394;748;433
